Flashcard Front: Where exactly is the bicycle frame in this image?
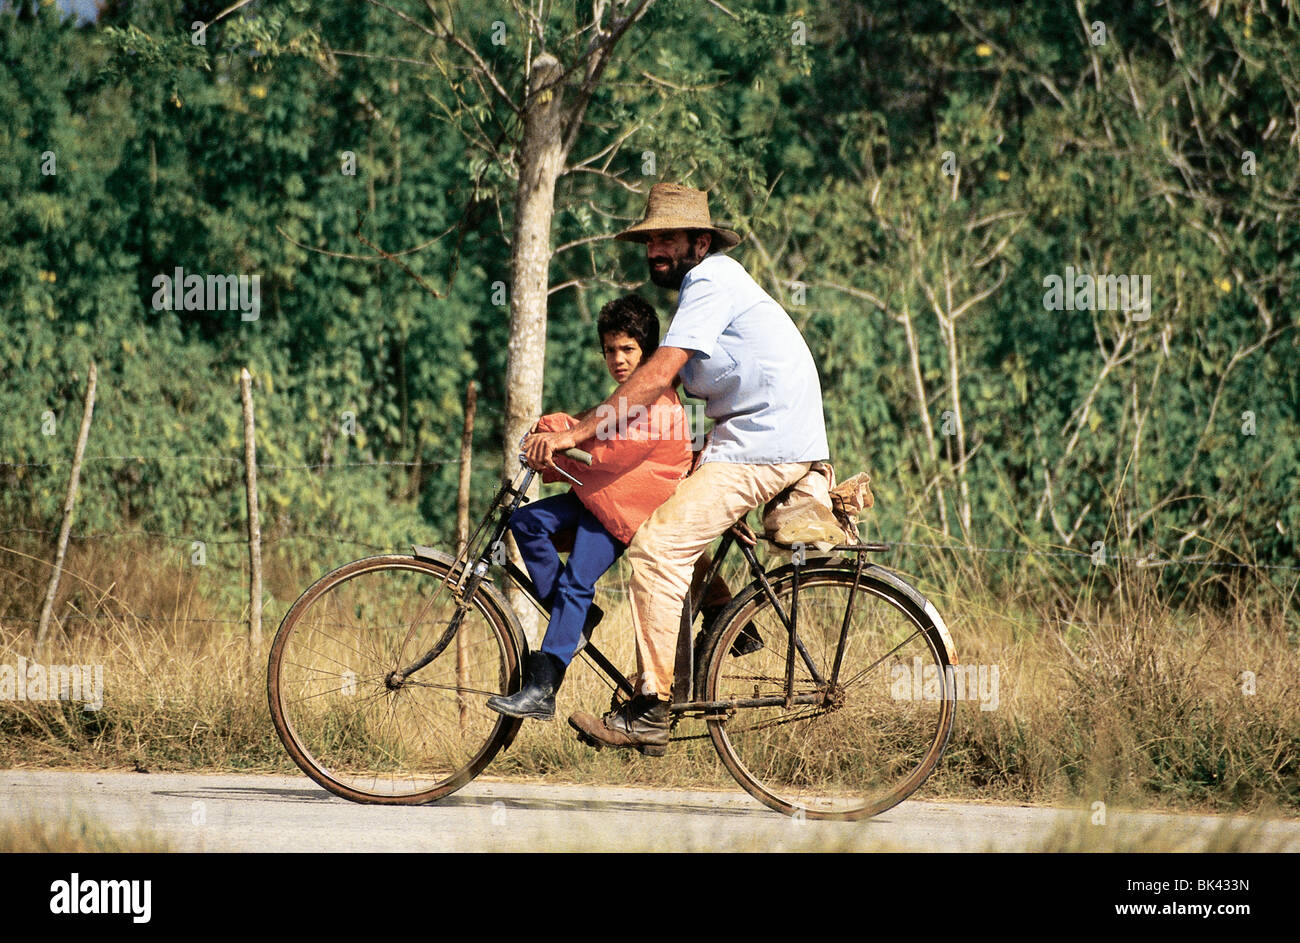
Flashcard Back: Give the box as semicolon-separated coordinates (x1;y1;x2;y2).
401;463;642;698
269;452;955;818
670;528;890;714
402;460;894;724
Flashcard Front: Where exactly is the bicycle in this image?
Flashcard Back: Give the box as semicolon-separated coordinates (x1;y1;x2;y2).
267;442;959;821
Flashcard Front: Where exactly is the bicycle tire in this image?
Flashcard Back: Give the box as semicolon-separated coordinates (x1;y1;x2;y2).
698;561;956;820
267;551;524;804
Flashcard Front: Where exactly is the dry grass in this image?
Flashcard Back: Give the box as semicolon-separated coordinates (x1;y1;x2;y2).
0;536;292;772
0;814;172;852
921;563;1300;813
1028;810;1292;852
1;536;1296;817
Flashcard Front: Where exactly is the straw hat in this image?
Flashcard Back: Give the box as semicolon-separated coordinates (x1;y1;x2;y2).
615;183;741;250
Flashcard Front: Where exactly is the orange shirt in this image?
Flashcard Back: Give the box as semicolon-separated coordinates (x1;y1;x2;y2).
536;389;692;545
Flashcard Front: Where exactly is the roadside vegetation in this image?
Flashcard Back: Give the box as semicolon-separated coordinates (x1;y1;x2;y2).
0;813;172;853
2;536;1294;816
3;2;1296;822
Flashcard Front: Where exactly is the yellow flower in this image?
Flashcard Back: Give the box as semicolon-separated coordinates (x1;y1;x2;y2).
1218;278;1232;292
250;85;268;99
38;270;56;283
996;170;1010;181
976;43;993;57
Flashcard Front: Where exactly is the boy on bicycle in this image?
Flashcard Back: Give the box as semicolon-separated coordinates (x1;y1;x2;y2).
487;295;693;721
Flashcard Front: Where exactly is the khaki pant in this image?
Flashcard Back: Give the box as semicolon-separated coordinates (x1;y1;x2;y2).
626;461;811;698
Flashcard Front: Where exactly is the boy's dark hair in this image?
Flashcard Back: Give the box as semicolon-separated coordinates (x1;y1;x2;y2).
597;294;660;356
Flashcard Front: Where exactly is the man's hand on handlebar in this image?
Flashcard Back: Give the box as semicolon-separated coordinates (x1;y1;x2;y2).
522;428;579;471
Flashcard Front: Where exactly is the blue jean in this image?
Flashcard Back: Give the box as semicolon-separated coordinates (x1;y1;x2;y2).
508;492;626;666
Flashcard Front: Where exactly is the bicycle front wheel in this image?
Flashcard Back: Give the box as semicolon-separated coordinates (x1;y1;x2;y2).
267;552;523;804
699;561;956;820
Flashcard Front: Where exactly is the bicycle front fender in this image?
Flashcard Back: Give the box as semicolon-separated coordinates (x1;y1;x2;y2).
412;545;530;653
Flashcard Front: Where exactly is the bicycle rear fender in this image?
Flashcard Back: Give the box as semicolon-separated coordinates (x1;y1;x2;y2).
760;558;959;666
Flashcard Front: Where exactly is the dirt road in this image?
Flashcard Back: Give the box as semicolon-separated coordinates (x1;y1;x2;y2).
4;769;1295;852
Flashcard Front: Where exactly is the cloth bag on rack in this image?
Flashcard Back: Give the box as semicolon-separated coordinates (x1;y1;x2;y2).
762;462;842;550
761;463;876;550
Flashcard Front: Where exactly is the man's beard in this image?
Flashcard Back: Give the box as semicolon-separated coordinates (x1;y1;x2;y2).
648;255;698;290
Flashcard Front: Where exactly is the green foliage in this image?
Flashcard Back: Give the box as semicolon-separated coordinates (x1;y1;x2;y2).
1;0;1297;617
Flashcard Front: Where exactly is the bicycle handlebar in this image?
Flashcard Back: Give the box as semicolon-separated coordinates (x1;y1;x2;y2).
517;433;592;488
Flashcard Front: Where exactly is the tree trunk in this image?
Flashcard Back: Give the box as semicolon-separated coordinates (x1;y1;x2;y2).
897;303;949;538
502;53;567;645
938;305;973;541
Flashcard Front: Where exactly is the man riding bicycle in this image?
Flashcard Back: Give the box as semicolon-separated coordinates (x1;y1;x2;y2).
523;182;829;755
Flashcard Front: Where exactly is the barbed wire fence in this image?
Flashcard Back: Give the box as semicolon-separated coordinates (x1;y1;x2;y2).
2;363;469;648
3;363;1296;648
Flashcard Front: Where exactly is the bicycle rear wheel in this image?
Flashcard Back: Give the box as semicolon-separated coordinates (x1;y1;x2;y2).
698;561;956;820
267;551;523;804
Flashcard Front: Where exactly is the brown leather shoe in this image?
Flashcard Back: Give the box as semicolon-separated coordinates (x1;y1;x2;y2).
568;695;669;757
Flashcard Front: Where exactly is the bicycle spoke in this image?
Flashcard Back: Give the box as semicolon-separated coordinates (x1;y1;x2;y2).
268;554;519;803
839;626;923;691
396;679;504;699
704;568;953;820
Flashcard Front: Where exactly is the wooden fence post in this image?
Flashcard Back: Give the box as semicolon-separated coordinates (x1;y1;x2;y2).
455;381;477;726
455;381;477;558
240;368;263;650
36;362;97;648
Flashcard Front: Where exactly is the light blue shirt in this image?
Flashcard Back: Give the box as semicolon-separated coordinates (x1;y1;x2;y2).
662;253;829;465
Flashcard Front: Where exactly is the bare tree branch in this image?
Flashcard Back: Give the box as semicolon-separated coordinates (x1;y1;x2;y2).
330;49;441;70
817;280;887;311
558;0;658;157
637;69;727;93
277;223;457;262
555;232;612;254
948;261;1008;319
566;165;640;192
706;0;740;20
206;0;256;27
568;121;642;171
548;274;640;296
394;0;521;114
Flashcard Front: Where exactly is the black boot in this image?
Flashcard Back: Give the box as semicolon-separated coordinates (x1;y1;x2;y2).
487;652;565;721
